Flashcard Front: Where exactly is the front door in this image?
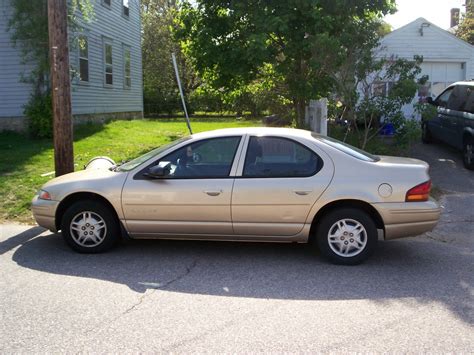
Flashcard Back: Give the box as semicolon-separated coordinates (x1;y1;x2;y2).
122;136;242;237
231;136;333;237
442;85;468;149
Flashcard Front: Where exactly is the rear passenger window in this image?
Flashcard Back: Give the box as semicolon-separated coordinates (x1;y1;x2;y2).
243;137;322;178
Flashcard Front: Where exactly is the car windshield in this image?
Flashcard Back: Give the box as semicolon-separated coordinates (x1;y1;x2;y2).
116;136;191;171
311;133;379;162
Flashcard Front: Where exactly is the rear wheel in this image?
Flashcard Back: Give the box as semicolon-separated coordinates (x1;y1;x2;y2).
421;122;432;144
463;137;474;170
315;208;378;265
61;201;120;253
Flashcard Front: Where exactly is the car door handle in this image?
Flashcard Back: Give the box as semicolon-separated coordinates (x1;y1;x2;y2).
293;190;312;196
204;190;222;196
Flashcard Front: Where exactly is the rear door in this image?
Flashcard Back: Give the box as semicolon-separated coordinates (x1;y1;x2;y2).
231;135;333;237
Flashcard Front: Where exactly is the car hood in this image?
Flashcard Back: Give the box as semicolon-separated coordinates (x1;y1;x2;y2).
40;168;128;202
43;168;120;187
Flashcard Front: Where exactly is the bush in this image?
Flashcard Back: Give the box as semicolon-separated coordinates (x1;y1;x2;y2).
24;93;52;138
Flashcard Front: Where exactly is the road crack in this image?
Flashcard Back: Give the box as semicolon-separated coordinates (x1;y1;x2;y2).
83;259;198;337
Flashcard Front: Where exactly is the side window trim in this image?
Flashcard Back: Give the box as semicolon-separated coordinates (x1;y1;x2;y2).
134;136;243;180
237;135;323;179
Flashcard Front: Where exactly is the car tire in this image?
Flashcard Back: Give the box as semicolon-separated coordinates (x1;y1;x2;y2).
315;208;377;265
61;200;120;253
463;137;474;170
421;123;432;144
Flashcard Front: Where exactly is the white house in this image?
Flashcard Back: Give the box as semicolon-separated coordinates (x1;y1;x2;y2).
377;17;474;119
0;0;143;132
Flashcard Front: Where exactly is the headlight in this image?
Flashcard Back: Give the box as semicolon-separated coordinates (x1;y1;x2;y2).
38;190;52;200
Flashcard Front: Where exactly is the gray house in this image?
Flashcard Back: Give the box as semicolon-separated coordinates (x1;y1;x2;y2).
0;0;143;131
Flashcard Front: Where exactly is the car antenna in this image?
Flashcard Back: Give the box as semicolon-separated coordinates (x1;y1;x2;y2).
172;53;193;135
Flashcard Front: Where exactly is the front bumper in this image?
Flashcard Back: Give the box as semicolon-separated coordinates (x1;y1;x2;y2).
31;195;59;232
373;199;441;240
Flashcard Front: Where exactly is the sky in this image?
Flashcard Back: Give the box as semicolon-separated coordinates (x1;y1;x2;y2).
384;0;467;30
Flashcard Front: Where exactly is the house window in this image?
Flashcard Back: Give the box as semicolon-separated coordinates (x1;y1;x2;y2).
122;0;129;17
372;81;395;97
78;35;89;82
123;45;131;88
102;0;111;8
103;39;113;86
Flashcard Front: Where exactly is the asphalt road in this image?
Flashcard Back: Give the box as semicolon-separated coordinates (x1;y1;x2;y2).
1;141;473;353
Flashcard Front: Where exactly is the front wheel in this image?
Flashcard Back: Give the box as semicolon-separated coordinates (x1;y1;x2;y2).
463;137;474;170
61;201;120;253
315;208;378;265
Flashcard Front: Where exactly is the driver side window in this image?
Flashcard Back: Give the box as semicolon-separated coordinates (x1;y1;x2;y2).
159;136;241;178
436;87;453;108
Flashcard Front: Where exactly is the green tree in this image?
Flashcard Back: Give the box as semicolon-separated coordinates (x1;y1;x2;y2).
142;0;198;115
175;0;396;127
455;1;474;45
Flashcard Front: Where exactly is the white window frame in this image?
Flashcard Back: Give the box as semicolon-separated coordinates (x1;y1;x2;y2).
122;44;131;89
103;38;114;87
78;35;89;83
122;0;130;18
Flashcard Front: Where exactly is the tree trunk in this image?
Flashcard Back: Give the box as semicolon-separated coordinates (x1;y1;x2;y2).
294;98;306;128
48;0;74;177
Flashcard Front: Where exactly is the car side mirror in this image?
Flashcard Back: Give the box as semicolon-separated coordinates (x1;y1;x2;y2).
426;97;436;106
144;162;171;179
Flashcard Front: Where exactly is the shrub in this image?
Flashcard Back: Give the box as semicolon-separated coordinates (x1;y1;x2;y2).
24;93;53;138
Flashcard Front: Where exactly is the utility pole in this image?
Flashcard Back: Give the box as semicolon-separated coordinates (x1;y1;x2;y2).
48;0;74;176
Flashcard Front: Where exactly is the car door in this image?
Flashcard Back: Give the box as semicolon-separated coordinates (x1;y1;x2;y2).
231;135;333;237
429;87;453;141
121;136;243;237
443;85;468;149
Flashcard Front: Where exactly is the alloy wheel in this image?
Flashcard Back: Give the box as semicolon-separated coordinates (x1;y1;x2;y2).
327;218;368;257
70;211;107;247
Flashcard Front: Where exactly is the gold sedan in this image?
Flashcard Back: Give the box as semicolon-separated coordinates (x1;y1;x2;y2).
32;128;441;264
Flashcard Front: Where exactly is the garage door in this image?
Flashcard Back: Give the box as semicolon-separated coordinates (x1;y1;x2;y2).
420;62;466;97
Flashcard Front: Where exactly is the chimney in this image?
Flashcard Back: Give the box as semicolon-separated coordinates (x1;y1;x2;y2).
451;8;460;28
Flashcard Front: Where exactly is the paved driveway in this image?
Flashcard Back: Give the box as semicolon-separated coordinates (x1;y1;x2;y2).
0;142;473;353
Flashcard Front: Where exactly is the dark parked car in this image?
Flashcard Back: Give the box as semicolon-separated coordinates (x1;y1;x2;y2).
422;81;474;170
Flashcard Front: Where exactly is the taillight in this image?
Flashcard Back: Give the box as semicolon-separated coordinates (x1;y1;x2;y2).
405;180;431;202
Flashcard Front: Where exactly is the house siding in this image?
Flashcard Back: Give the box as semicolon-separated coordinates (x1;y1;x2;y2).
375;18;474;119
70;0;143;116
378;18;474;81
0;0;35;118
0;0;143;131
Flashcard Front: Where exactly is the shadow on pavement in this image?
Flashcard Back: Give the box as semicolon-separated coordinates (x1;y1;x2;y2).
11;233;474;325
0;226;45;255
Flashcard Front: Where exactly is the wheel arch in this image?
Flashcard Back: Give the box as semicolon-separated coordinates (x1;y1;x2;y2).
308;199;384;242
55;192;120;232
462;128;474;144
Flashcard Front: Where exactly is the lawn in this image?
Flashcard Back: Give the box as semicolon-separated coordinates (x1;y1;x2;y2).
0;117;410;224
0;118;260;223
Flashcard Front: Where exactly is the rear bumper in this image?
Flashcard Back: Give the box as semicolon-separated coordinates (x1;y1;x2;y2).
31;195;59;232
373;199;441;240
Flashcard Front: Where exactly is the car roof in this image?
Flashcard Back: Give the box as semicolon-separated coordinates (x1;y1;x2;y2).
449;81;474;87
190;127;313;140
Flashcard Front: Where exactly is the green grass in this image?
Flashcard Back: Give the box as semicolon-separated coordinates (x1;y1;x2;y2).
0;118;260;223
0;118;411;224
